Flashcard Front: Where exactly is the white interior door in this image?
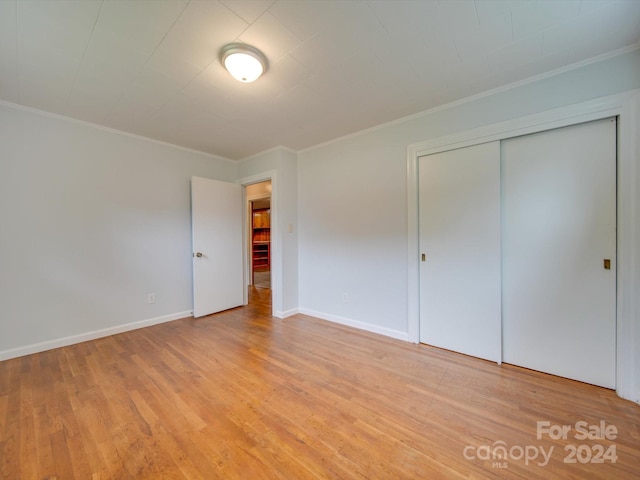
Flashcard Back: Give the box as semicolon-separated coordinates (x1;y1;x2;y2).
502;118;616;388
419;142;502;362
191;176;244;317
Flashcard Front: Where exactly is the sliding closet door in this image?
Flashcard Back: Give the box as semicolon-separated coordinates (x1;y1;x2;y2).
502;118;616;388
419;142;501;362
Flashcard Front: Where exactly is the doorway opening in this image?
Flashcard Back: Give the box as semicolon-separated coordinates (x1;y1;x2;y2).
246;181;272;306
239;169;279;317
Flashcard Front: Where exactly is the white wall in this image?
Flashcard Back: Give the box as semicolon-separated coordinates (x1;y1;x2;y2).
237;148;298;316
0;104;236;358
297;49;640;340
297;136;409;339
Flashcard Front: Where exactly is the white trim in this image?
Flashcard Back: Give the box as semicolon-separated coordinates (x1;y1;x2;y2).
406;152;420;344
616;92;640;403
238;170;280;317
301;46;640;156
407;89;640;403
276;308;299;319
0;311;192;362
299;308;409;342
0;100;236;164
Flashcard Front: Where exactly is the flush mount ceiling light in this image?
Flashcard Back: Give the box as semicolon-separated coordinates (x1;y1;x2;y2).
220;43;268;83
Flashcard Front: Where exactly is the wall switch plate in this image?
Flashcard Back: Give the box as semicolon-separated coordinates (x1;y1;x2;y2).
147;293;156;304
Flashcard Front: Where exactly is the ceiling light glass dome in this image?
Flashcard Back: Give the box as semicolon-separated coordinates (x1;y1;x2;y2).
220;43;268;83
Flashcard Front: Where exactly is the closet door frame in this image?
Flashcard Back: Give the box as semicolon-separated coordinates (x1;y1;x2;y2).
406;90;640;403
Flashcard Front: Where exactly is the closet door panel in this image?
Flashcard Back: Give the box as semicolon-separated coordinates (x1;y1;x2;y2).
501;118;616;388
419;142;501;362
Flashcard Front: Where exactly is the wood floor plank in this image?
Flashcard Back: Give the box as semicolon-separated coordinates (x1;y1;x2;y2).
1;287;639;479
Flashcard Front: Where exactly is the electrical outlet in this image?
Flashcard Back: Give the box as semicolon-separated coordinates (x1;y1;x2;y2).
147;293;156;304
342;293;349;303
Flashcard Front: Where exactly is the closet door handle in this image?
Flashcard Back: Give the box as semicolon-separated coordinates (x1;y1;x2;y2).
194;252;203;258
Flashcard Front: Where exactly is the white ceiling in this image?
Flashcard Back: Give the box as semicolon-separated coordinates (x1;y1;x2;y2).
0;0;639;160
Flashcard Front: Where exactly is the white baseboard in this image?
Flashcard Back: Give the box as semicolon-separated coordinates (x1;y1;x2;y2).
298;308;409;342
0;310;193;362
275;308;299;319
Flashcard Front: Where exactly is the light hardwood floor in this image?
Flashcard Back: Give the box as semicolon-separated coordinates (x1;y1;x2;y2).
1;287;639;479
